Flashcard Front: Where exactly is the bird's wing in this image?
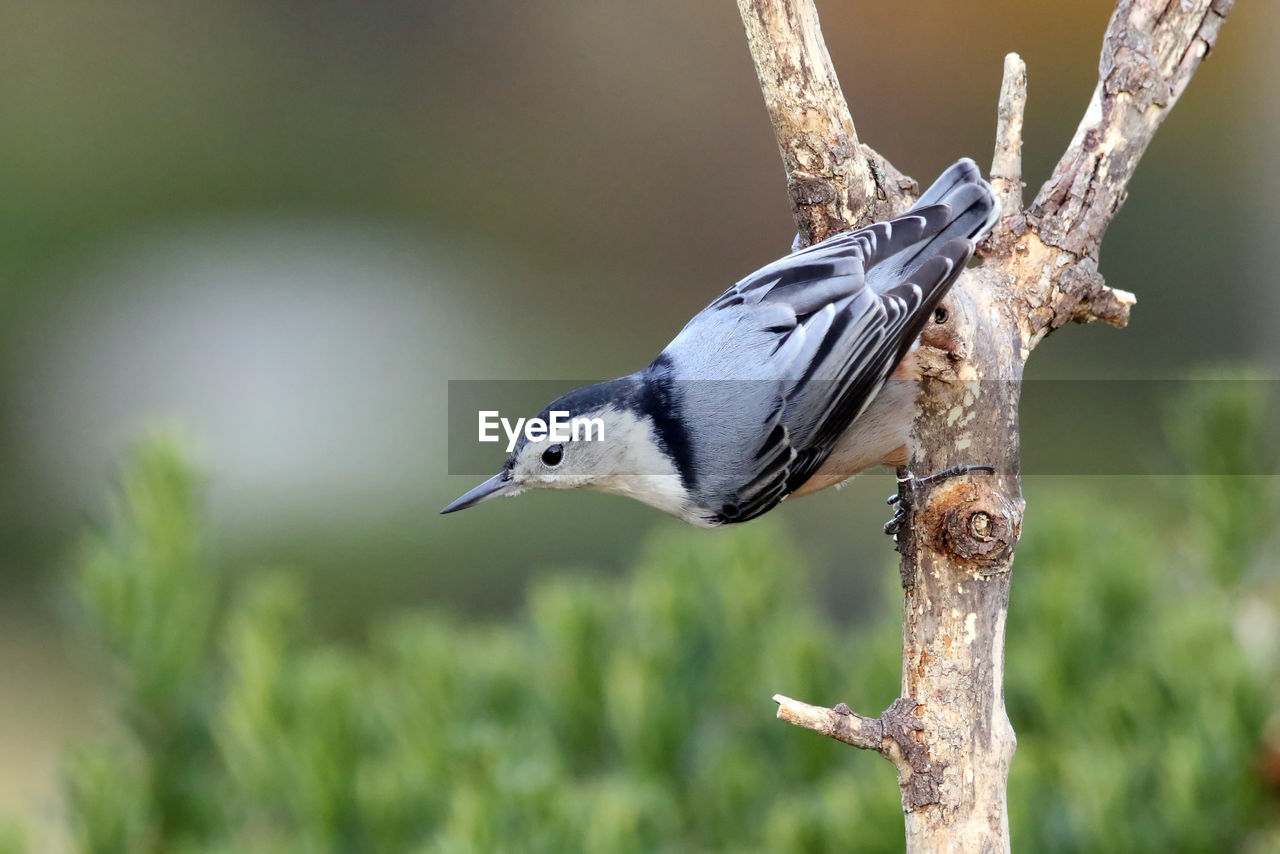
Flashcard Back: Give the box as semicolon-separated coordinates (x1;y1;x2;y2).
675;160;998;523
719;239;973;523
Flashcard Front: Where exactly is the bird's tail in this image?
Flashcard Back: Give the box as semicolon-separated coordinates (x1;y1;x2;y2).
865;158;1000;291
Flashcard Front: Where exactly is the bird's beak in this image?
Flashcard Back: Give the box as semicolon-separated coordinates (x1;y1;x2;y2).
440;472;512;515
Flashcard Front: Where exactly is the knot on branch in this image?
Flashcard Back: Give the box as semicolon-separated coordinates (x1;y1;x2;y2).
924;481;1020;572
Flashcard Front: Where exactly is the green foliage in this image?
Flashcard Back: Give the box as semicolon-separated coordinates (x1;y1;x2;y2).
57;395;1279;852
1162;367;1279;587
70;434;223;853
1007;508;1270;852
0;821;24;854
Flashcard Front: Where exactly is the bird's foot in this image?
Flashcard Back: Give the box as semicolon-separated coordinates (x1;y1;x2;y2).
883;464;996;544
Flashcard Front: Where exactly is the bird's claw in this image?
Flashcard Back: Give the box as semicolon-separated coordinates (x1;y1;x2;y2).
883;464;996;546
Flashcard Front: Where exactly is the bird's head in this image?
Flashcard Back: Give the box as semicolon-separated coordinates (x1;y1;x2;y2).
440;378;688;517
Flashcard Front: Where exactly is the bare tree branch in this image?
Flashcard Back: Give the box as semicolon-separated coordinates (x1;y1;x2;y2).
773;695;942;806
1008;0;1232;342
773;694;885;751
1032;0;1234;259
738;1;1232;852
734;0;914;245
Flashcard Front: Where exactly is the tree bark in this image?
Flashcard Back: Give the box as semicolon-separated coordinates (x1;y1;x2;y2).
735;0;914;245
746;1;1232;851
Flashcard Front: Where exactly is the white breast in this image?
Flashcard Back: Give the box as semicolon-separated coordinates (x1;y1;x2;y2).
789;363;918;497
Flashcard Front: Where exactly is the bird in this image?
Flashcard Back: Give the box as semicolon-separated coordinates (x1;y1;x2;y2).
441;158;1000;527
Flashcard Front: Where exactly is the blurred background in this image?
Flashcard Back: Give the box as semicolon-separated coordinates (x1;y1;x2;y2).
0;0;1277;850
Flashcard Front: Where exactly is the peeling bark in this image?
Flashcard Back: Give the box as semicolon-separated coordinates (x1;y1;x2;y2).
744;1;1231;852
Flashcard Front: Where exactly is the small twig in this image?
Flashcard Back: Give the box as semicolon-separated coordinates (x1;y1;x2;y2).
774;694;939;806
990;53;1027;222
773;694;885;751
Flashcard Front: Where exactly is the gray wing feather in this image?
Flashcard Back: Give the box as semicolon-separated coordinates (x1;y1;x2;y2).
661;159;998;522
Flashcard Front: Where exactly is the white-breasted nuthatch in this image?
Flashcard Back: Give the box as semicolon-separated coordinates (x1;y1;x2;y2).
442;159;999;527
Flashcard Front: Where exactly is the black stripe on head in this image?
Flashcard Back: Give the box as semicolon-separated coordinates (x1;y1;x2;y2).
510;377;638;460
640;354;697;492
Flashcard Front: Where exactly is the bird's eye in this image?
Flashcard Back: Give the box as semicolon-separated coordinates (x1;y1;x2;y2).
541;444;564;467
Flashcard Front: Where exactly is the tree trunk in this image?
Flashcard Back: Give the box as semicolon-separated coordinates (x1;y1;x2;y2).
748;1;1233;851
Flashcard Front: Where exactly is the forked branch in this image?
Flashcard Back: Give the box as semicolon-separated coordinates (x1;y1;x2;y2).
740;1;1231;852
